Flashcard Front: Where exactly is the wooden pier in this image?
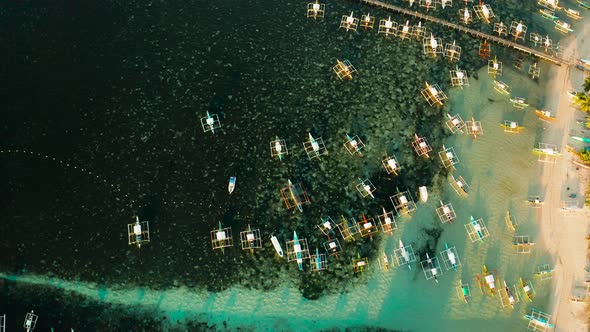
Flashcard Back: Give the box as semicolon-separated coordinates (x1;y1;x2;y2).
354;0;572;66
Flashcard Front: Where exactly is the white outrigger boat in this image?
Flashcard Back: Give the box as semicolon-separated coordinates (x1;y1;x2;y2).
271;235;284;257
228;176;236;194
421;253;441;283
24;311;38;332
400;240;412;269
419;186;428;202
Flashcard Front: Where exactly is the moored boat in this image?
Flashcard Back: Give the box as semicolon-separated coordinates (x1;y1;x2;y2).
578;0;590;9
271;235;284;257
571;136;590;143
228;176;236;194
419;186;428;203
535;109;557;122
565;8;583;19
554;19;574;33
539;8;558;20
293;231;304;270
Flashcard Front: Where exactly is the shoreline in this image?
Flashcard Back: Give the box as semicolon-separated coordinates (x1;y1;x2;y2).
538;17;590;332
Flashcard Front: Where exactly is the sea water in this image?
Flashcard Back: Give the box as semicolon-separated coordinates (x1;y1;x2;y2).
0;0;581;331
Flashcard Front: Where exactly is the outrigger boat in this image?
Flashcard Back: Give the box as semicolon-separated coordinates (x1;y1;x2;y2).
471;216;485;242
520;277;535;301
510;97;529;109
290;179;303;212
501;121;524;133
419;186;428;203
539;8;558;20
503;280;517;309
478;265;496;294
554;19;574;33
532;146;561;156
576;58;590;72
565;8;582;19
313;248;323;271
421;253;441;283
228;176;236;194
24;311;38;332
293;231;304;271
438;200;455;224
344;133;364;156
446;113;465;133
271;136;287;161
535;109;557;122
399;240;412;270
578;0;590;9
571;136;590;143
379;252;390;271
505;211;517;231
525;309;555;329
271;235;284;257
443;243;459;271
457;280;471;303
493;80;510;94
201;111;221;134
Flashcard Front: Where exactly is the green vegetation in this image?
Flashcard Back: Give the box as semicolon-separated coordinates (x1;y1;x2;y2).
575;78;590;112
574;93;590;113
580;149;590;163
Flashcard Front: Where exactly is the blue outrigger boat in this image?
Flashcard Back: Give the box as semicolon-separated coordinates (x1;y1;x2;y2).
293;231;304;271
471;216;485;242
228;176;236;194
445;243;458;271
314;248;322;270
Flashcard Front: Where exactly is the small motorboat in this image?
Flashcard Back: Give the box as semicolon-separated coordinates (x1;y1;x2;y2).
271;235;284;257
419;186;428;203
228;176;236;194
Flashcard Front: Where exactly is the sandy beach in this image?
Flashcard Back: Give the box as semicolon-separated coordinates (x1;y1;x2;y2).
537;18;590;332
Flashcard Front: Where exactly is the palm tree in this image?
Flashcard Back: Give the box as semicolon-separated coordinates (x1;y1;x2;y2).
583;77;590;93
574;93;590;113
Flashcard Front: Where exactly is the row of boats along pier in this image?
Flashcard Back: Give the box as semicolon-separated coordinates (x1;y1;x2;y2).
127;1;590;331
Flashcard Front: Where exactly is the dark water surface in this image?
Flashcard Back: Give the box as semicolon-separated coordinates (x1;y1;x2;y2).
0;0;555;330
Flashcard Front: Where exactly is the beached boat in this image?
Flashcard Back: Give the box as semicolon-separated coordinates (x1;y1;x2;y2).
532;146;561;156
538;8;558;20
419;186;428;202
271;235;284;257
520;277;535;301
535;109;556;122
554;19;573;33
578;0;590;9
228;176;236;194
565;8;582;19
571;136;590;143
576;58;590;71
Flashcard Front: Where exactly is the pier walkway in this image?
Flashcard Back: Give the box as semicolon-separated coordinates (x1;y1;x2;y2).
354;0;573;66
